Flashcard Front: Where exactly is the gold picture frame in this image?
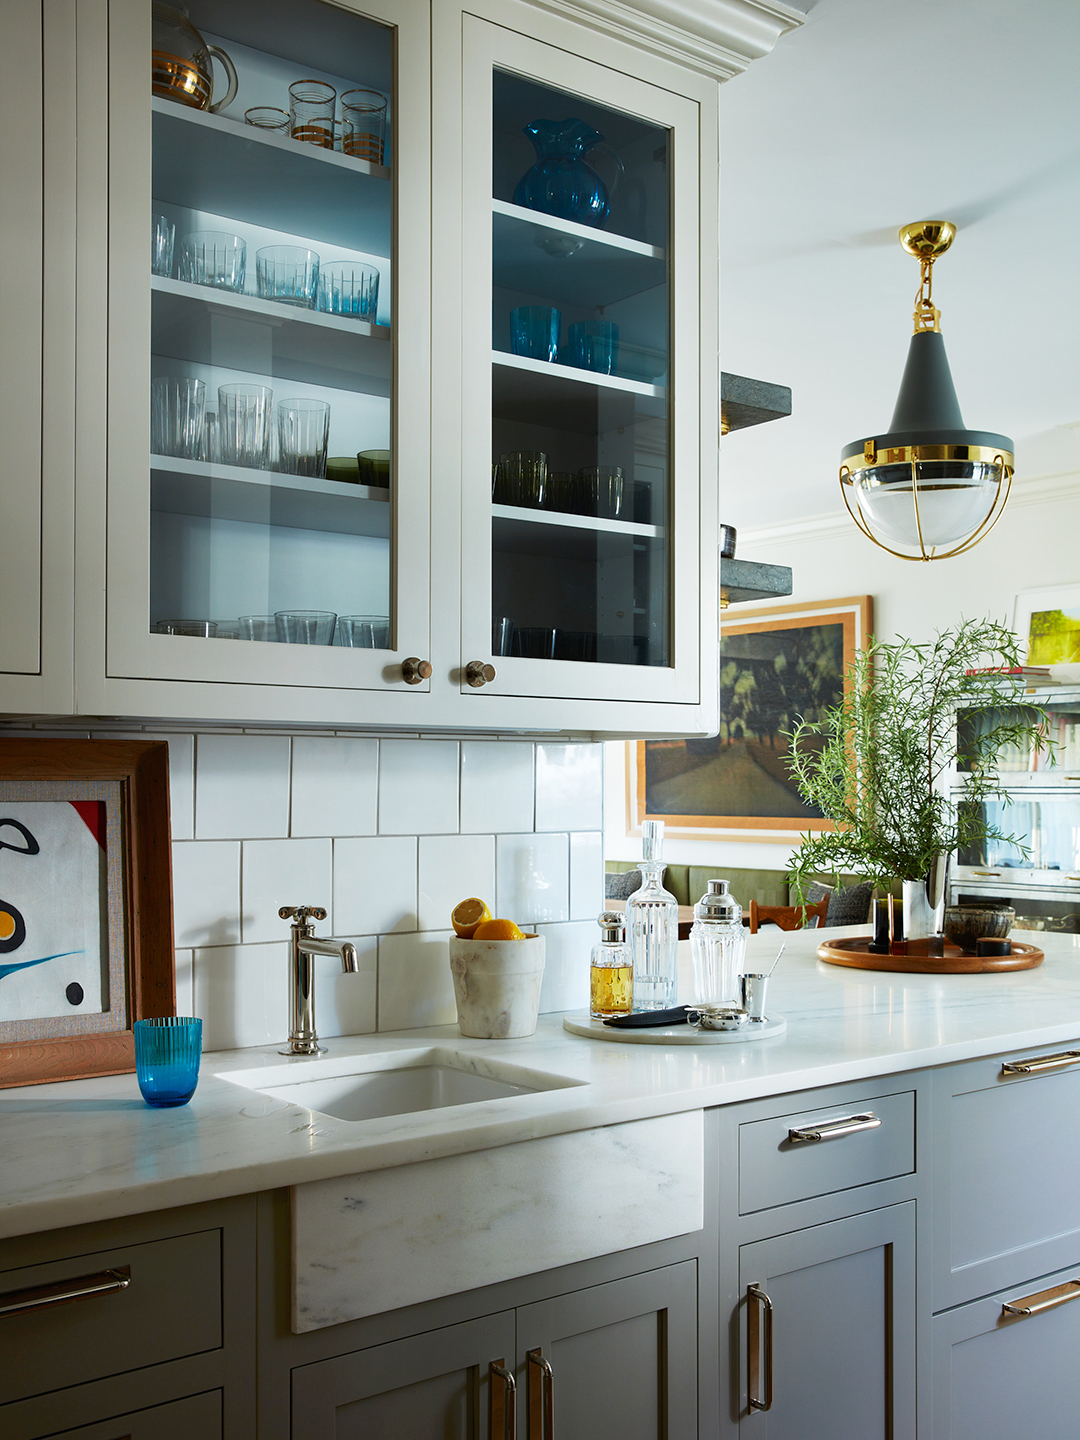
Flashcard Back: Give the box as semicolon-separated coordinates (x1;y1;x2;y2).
630;596;873;843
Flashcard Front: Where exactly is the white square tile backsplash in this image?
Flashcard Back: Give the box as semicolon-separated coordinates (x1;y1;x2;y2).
160;735;603;1049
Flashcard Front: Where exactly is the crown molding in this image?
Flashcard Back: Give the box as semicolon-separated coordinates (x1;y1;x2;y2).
737;469;1080;551
521;0;805;81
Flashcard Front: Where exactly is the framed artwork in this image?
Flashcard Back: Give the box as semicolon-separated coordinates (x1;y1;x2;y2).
0;740;175;1088
1014;585;1080;665
629;596;873;843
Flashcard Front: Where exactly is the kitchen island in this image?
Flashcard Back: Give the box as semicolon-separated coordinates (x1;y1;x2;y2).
3;924;1079;1439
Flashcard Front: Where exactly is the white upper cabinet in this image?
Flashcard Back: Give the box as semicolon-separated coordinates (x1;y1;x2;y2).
8;0;733;735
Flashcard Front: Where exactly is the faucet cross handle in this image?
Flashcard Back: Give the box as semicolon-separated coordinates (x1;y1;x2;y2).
279;904;327;927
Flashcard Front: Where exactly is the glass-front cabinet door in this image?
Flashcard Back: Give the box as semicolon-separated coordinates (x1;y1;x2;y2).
102;0;429;701
456;16;708;706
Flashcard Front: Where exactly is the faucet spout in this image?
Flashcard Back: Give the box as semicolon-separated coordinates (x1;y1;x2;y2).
278;905;360;1056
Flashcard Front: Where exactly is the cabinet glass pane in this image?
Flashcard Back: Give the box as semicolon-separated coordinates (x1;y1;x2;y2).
148;1;393;652
490;71;670;667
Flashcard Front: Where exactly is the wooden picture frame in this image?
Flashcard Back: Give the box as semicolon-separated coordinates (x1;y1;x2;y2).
629;596;873;843
0;740;175;1087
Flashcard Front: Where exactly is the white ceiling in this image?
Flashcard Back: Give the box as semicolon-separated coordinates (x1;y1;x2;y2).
717;0;1080;531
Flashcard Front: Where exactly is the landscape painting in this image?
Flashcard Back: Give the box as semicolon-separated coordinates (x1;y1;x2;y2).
632;597;872;841
1014;584;1080;665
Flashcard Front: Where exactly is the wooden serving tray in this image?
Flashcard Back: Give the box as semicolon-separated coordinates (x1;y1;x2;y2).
817;936;1044;975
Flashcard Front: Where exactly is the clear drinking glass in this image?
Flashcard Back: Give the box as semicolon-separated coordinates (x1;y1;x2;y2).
151;213;175;277
498;451;547;507
276;398;330;477
238;615;277;641
218;383;273;468
244;106;290;132
510;305;560;363
275;610;337;644
201;410;218;464
567;319;619;374
150;376;205;459
133;1017;202;1108
256;245;320;307
492;616;514;655
625;820;678;1010
513;626;557;659
338;614;390;648
544;471;575;514
318;261;379;319
340;88;387;163
289;79;336;147
178;230;247;291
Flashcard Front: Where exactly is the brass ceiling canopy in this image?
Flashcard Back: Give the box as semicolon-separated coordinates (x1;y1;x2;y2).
839;221;1013;562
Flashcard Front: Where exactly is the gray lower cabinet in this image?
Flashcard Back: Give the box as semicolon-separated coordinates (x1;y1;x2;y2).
289;1263;698;1440
736;1204;916;1439
291;1311;516;1440
931;1261;1080;1440
32;1390;222;1440
516;1262;698;1440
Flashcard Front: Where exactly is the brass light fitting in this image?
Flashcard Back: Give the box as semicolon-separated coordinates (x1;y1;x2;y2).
839;221;1013;562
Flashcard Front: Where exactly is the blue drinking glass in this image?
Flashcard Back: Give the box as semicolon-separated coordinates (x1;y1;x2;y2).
133;1017;202;1108
510;305;561;363
567;320;619;375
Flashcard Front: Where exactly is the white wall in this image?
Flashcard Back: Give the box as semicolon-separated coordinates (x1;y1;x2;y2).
1;725;604;1050
605;425;1080;875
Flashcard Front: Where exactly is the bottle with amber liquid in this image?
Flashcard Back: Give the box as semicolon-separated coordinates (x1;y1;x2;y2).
590;912;633;1019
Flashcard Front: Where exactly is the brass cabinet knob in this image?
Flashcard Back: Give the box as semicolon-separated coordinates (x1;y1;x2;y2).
401;657;432;685
465;661;496;687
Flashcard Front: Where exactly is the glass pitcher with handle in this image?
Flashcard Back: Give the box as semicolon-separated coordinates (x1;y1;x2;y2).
152;2;238;114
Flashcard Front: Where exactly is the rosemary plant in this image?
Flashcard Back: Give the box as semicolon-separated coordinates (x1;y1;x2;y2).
785;618;1050;898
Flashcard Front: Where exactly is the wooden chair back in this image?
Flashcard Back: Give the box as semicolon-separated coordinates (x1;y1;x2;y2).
749;897;829;934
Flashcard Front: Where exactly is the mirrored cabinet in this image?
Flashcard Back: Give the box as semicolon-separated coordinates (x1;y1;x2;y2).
12;0;722;733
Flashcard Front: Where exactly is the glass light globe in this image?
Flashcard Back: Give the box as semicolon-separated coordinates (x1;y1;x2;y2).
852;460;1002;549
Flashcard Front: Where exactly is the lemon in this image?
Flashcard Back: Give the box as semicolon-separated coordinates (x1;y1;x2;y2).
472;918;526;941
451;897;491;938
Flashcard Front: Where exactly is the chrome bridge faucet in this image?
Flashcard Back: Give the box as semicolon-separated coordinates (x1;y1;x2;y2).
278;905;359;1056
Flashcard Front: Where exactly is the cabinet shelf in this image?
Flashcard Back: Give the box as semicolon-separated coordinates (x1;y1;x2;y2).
151;278;391;396
492;503;663;561
492;200;665;309
492;353;665;434
151;455;390;538
152;98;391;255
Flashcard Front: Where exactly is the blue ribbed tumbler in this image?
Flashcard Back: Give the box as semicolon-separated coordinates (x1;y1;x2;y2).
133;1017;203;1108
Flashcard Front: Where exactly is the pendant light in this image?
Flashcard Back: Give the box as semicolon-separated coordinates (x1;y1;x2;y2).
839;221;1013;561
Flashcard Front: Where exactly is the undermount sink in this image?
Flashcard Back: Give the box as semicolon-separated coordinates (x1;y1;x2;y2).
219;1045;582;1122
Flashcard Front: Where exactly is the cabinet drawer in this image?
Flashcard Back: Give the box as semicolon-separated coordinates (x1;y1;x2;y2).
20;1389;222;1440
738;1090;915;1214
0;1230;221;1405
933;1041;1080;1308
931;1260;1080;1440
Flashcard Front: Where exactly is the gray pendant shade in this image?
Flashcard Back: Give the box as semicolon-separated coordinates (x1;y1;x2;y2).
841;331;1012;461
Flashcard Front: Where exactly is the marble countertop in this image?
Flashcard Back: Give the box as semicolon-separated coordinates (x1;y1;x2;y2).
3;924;1080;1240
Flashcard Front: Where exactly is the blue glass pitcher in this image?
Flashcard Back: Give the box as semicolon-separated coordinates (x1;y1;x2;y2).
513;119;617;228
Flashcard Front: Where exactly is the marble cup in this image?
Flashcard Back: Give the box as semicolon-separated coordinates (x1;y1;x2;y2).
448;935;546;1038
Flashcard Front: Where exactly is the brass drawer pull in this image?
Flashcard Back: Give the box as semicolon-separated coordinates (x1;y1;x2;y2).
527;1348;554;1440
490;1360;516;1440
973;870;1002;877
0;1266;130;1318
787;1112;881;1144
1002;1279;1080;1318
747;1284;774;1412
1001;1051;1080;1076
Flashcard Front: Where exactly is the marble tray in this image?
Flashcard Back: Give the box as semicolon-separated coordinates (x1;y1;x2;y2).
562;1013;787;1045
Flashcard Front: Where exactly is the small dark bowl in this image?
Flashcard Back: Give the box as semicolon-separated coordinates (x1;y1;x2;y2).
720;524;737;560
943;904;1015;955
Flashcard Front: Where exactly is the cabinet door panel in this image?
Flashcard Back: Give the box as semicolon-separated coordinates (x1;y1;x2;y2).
933;1045;1080;1308
932;1260;1080;1440
290;1310;515;1440
737;1205;915;1440
516;1261;697;1440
